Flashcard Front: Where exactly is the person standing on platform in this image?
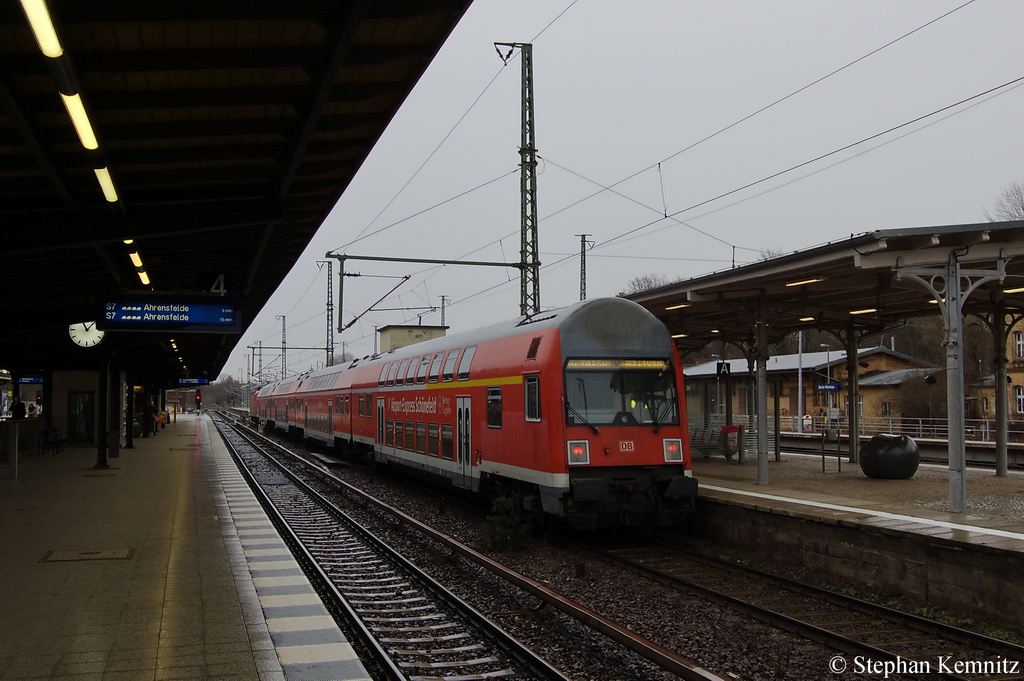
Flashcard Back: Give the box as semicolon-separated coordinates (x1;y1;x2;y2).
9;396;26;419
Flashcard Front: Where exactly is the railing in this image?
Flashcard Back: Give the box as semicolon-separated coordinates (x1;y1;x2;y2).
779;414;1024;443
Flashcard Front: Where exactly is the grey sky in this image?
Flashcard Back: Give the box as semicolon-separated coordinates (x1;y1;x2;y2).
225;0;1023;383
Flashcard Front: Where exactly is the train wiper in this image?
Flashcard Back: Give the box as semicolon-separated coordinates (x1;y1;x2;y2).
566;405;599;434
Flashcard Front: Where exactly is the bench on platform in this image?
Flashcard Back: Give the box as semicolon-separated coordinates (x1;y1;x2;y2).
38;427;67;456
689;424;743;462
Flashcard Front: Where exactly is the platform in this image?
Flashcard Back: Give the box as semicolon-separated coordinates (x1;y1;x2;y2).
691;452;1024;624
0;413;371;681
693;451;1024;547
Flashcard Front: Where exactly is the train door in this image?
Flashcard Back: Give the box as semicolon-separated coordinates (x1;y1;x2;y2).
327;400;333;436
457;396;471;487
376;398;385;449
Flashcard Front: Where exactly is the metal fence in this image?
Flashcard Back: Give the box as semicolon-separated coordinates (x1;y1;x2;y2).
777;414;1024;443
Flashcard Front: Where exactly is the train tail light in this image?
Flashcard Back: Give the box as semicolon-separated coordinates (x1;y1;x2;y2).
663;438;683;462
567;440;590;465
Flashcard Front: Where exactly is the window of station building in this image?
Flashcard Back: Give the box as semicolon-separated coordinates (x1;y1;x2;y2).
385;419;394;447
428;423;439;457
486;387;502;428
386;361;401;386
416;355;431;383
1015;331;1024;358
441;424;454;461
405;357;420;384
378;363;390;387
416;421;426;453
457;345;477;381
882;401;892;417
405;421;415;451
1016;385;1024;415
395;358;410;385
524;374;541;422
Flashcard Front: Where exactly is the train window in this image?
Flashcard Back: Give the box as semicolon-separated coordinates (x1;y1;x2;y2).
395;358;410;385
386;361;400;386
358;394;364;417
428;352;445;383
457;345;477;380
564;364;679;427
486;387;502;428
441;424;454;461
405;421;415;451
441;349;460;382
428;423;439;457
405;357;420;383
378;363;389;387
416;355;430;383
527;337;542;360
416;422;426;453
525;375;541;422
385;419;394;447
395;420;404;449
365;393;372;416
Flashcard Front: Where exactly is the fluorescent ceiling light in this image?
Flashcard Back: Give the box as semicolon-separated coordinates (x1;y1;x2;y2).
138;270;151;286
665;303;690;310
60;93;98;149
1004;287;1024;294
786;277;824;287
670;333;687;339
129;252;143;268
850;308;877;315
20;0;63;57
799;316;815;322
93;167;118;202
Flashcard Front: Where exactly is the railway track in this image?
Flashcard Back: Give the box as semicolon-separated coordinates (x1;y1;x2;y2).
213;414;566;681
590;538;1024;681
212;412;727;681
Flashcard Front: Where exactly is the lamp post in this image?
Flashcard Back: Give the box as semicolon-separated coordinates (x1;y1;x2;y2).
821;343;831;427
711;353;720;421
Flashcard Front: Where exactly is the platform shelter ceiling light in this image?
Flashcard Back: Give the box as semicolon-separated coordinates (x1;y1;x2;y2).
850;308;878;315
1004;286;1024;294
786;277;825;287
20;0;62;57
665;303;690;310
93;168;118;202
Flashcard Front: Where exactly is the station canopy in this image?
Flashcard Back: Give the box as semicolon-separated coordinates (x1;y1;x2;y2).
627;221;1024;351
0;0;472;379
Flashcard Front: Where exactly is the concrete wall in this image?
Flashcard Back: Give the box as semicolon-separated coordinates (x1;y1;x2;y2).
697;498;1023;626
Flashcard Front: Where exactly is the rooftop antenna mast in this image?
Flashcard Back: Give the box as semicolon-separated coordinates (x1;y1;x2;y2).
496;41;539;315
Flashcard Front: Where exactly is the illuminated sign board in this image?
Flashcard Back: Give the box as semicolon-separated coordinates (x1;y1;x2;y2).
565;359;670;370
178;378;210;385
97;296;242;333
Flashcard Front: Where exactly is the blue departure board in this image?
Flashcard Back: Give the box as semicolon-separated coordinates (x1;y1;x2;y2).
97;296;242;333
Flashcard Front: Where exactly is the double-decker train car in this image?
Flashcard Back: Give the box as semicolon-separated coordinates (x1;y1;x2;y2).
251;297;697;528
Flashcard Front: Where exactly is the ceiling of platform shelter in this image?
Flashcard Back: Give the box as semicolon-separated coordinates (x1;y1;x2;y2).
627;221;1024;355
0;0;472;379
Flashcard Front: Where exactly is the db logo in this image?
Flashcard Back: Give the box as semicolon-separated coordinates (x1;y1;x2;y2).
619;441;635;452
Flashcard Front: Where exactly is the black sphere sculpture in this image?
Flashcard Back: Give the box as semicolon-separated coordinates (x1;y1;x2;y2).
859;434;919;479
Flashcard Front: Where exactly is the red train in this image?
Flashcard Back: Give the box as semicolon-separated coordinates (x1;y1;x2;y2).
250;297;697;528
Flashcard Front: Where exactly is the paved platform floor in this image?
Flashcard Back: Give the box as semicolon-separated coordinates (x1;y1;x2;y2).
0;414;370;681
692;451;1024;551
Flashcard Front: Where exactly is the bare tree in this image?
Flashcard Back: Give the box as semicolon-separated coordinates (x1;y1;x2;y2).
617;273;672;296
984;181;1024;221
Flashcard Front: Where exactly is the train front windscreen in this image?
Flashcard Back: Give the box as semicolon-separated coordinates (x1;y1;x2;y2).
563;359;679;428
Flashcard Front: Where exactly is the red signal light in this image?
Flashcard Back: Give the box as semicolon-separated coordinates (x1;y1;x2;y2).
572;445;585;457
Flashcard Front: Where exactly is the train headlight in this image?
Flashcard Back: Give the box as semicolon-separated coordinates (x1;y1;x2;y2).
663;438;683;462
567;440;590;465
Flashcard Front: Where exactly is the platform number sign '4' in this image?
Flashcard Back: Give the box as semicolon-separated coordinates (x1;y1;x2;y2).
201;273;229;296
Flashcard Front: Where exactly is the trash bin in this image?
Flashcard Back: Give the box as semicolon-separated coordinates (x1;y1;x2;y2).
859;434;919;479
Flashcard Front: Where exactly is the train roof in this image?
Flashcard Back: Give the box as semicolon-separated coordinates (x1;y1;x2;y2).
255;297;673;395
